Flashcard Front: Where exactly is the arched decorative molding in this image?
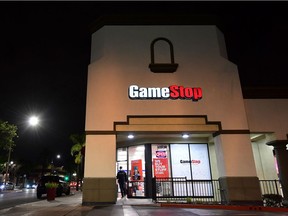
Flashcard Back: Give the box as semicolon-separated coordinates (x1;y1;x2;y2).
149;37;178;73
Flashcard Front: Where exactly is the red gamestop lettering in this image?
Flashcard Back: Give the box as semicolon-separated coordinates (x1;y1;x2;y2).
169;85;202;101
128;85;202;102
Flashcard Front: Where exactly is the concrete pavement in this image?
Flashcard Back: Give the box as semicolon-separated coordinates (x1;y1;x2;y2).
1;191;288;216
0;191;92;216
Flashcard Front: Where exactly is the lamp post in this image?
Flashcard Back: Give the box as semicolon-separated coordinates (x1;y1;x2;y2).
28;115;40;177
51;154;61;174
4;149;12;183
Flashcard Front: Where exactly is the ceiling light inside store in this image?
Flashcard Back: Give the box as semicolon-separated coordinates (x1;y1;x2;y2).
128;134;134;139
182;134;189;138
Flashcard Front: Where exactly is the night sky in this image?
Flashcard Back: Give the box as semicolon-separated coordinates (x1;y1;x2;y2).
1;2;288;168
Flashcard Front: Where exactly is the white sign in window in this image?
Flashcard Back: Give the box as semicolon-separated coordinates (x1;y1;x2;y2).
170;144;191;179
190;144;211;180
171;143;211;180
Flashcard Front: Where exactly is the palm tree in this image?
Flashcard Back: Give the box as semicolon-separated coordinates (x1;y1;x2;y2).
70;133;85;191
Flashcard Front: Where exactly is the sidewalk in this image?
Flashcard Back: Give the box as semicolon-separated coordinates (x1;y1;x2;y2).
0;191;156;216
2;192;288;216
0;191;93;216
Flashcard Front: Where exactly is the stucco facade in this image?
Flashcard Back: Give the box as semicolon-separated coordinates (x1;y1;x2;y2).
84;25;287;205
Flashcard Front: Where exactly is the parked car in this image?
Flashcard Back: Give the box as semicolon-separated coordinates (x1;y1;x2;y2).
26;182;37;189
69;181;81;188
36;175;70;199
5;182;14;190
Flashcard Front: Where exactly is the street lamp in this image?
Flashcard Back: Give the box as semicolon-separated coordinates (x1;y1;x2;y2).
28;116;39;127
27;115;40;176
51;154;61;174
4;116;40;184
52;154;61;163
4;160;12;183
4;131;17;184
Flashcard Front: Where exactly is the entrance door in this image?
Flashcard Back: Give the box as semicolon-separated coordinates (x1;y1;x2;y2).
128;145;145;197
116;148;128;198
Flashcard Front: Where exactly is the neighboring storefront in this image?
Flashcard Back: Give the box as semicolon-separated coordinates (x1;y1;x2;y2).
83;23;288;205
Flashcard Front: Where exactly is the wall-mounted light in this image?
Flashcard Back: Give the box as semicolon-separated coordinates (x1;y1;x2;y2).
128;134;134;139
182;134;189;139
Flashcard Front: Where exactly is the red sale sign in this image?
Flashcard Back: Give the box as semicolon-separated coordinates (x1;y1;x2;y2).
153;158;169;178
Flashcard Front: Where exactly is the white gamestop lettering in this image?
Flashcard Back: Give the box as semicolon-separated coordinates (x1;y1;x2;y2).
128;85;202;102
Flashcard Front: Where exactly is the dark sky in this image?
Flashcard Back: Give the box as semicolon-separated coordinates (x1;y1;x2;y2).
0;2;288;167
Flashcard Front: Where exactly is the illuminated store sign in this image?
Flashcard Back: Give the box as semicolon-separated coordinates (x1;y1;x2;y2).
129;85;202;102
156;150;167;158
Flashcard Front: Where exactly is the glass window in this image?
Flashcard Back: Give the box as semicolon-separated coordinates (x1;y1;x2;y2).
189;144;211;180
152;144;171;178
170;143;212;180
116;148;127;177
170;144;191;179
170;143;212;197
117;148;127;161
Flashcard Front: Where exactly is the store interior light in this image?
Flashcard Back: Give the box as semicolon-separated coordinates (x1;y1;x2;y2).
182;134;189;138
128;134;134;139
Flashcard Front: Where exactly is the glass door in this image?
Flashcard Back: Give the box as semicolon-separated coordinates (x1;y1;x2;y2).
116;148;128;198
128;145;145;197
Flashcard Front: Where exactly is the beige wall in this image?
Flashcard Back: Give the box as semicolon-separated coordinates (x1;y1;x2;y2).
85;135;116;178
251;136;278;180
244;99;288;140
85;25;260;180
86;26;249;132
208;142;219;178
214;134;257;177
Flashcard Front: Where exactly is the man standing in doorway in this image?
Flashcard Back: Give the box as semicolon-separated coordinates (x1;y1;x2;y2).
117;166;127;198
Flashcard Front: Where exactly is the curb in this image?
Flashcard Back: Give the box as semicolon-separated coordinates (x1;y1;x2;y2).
160;203;288;212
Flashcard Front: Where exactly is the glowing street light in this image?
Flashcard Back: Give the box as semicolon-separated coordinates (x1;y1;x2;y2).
51;154;61;174
5;117;40;183
28;116;39;127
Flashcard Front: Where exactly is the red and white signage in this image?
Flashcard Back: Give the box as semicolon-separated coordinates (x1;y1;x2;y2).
153;158;169;178
156;150;167;158
129;85;202;102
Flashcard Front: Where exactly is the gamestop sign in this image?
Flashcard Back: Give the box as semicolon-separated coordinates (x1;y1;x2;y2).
129;85;202;102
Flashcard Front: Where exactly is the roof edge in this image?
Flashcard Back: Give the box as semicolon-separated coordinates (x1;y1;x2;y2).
89;15;224;34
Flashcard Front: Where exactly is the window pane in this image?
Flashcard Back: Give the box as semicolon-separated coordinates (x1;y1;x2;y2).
189;144;211;180
152;144;170;178
170;144;191;179
117;148;127;161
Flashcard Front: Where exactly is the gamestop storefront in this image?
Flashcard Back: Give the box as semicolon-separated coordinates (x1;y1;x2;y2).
116;143;212;198
83;24;288;205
